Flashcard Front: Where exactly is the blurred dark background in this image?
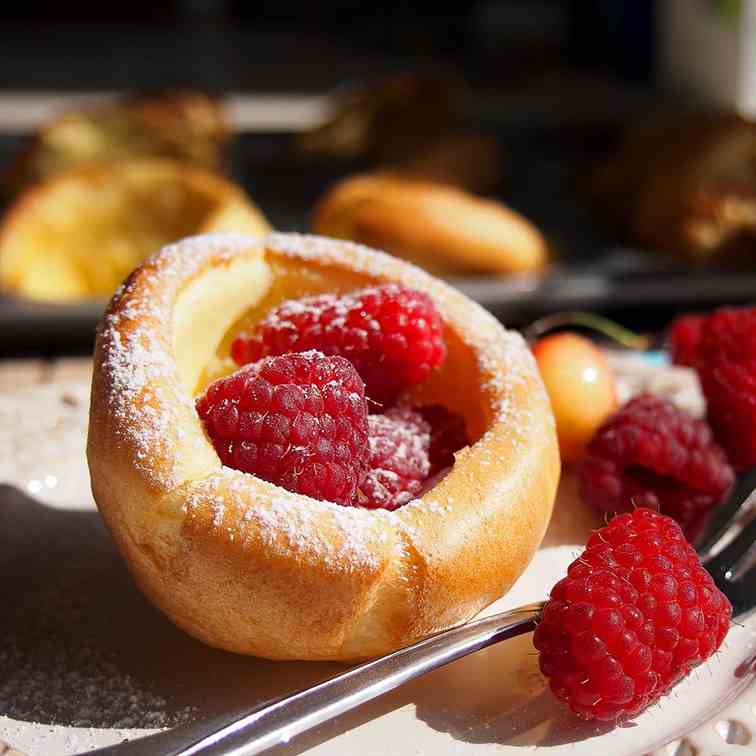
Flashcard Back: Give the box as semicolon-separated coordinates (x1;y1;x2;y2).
0;1;654;91
3;0;754;355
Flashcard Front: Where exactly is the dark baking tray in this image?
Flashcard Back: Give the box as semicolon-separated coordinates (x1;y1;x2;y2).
2;126;755;353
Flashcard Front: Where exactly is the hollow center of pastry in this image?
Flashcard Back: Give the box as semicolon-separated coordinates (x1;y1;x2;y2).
1;162;246;302
195;256;488;441
173;252;273;396
182;251;493;512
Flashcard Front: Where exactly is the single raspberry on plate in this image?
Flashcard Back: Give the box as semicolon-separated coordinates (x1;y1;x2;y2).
534;508;732;722
579;394;733;533
696;306;756;469
230;284;447;405
667;313;706;368
416;404;469;472
359;406;431;510
196;351;369;505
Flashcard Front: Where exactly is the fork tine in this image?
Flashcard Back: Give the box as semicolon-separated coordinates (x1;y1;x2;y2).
697;466;756;559
716;564;756;620
705;510;756;618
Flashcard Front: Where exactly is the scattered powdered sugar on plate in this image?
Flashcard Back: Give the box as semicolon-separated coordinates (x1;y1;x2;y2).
0;435;196;735
0;376;91;509
0;619;188;731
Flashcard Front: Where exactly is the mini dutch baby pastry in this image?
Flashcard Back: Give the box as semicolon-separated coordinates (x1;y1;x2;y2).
87;232;559;661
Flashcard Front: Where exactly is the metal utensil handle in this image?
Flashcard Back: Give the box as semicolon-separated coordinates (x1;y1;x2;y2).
172;602;543;756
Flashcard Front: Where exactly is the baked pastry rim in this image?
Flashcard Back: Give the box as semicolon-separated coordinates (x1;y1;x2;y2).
87;232;560;660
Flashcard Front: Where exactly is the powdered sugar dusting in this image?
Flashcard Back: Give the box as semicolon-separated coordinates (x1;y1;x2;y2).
182;468;404;571
182;463;429;570
259;288;368;332
362;409;431;508
96;234;263;488
249;283;408;338
101;325;181;485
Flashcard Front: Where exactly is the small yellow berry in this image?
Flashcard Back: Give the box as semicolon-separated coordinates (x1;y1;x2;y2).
532;332;618;465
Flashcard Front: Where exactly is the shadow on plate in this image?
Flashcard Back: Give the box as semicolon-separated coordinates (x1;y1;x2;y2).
0;481;609;751
0;485;338;731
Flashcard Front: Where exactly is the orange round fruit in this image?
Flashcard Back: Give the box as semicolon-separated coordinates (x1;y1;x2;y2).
532;332;618;465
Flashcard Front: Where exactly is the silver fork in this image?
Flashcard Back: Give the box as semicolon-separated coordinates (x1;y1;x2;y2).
97;469;756;756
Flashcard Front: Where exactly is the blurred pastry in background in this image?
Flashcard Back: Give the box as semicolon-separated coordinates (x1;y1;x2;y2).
594;113;756;264
4;90;228;196
386;133;503;194
297;72;502;194
0;159;270;302
313;173;547;276
297;72;454;163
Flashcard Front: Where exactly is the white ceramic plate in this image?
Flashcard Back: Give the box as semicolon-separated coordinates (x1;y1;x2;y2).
1;357;755;756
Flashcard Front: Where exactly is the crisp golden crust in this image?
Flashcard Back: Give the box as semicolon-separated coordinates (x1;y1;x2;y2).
87;232;559;661
312;174;548;276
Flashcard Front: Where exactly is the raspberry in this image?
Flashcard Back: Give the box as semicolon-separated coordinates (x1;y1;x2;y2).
196;351;369;504
698;306;756;363
696;306;756;469
668;313;706;368
359;406;431;510
700;361;756;470
534;508;732;722
230;284;447;405
416;404;469;472
579;395;734;533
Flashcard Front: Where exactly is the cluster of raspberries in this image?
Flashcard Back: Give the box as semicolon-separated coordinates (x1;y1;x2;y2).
538;311;743;723
579;307;756;538
197;284;468;508
541;312;748;724
539;307;743;724
198;288;738;725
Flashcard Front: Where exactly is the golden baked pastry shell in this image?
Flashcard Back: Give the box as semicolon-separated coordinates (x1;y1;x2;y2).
0;159;270;302
87;232;560;661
